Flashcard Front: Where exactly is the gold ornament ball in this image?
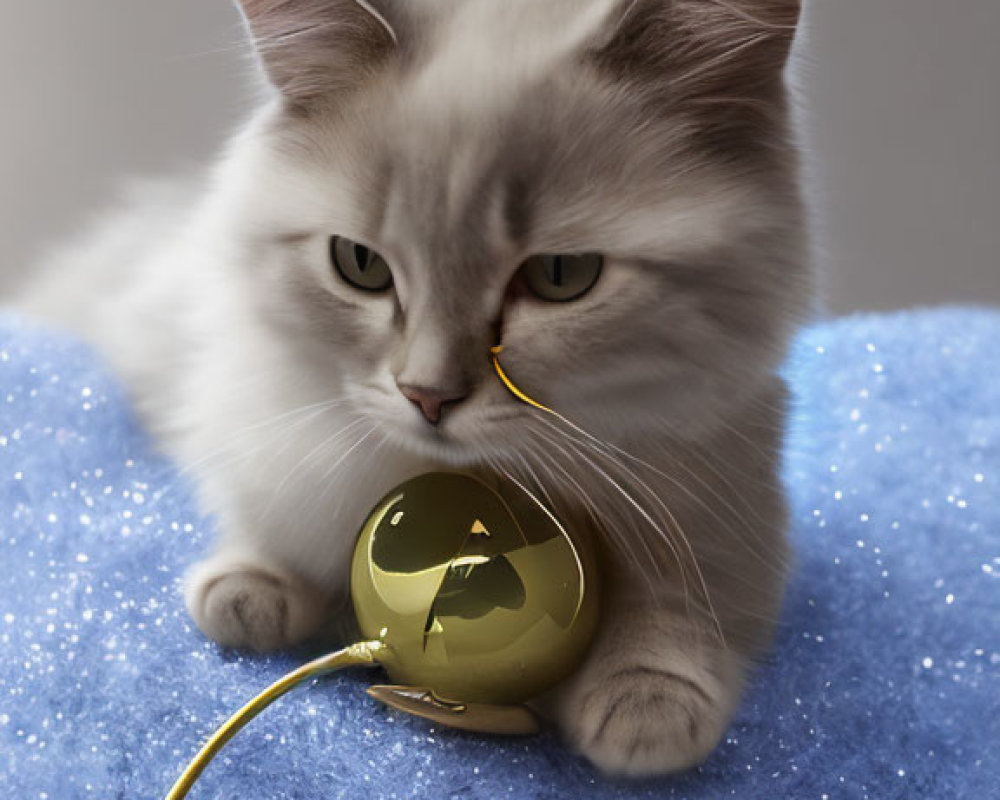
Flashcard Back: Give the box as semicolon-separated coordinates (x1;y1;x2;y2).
351;472;599;705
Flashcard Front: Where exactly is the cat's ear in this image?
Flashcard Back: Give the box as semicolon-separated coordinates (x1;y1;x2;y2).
595;0;801;100
236;0;402;105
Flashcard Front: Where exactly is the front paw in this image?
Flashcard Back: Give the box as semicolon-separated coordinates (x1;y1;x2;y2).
558;664;735;777
184;553;328;652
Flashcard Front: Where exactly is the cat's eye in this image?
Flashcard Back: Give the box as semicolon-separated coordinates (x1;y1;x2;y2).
520;253;603;302
330;236;393;292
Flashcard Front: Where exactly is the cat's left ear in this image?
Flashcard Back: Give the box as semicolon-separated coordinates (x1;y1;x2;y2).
595;0;802;100
235;0;405;107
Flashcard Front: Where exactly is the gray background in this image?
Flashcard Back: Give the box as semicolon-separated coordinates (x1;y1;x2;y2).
0;0;997;314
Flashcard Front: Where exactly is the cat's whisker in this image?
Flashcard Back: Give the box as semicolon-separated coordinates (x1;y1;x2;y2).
677;445;775;525
543;424;786;645
521;436;664;600
479;421;659;590
167;33;260;63
672;31;774;89
714;416;784;460
528;425;704;628
489;456;661;597
530;426;688;576
178;397;354;477
154;400;355;504
498;441;657;580
261;417;369;520
508;450;561;514
532;421;727;649
685;438;781;493
492;442;658;594
613;445;787;579
538;415;788;579
178;407;338;479
302;426;387;530
314;425;381;503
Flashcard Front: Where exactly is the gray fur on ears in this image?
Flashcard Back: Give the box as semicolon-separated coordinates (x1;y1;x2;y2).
235;0;402;103
596;0;801;91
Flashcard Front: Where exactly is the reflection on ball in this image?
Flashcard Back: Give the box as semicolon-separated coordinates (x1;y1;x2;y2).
352;472;599;705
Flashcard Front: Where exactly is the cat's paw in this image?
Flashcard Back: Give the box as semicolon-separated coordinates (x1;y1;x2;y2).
558;664;734;777
184;554;328;652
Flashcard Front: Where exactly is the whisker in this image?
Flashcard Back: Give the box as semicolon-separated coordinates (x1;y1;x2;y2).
302;426;385;530
261;417;369;519
532;422;727;648
523;434;663;600
529;425;711;636
682;445;781;528
713;415;785;460
543;422;792;643
538;416;787;579
178;398;353;477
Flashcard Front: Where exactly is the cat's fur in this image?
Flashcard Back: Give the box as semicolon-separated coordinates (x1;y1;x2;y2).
18;0;810;777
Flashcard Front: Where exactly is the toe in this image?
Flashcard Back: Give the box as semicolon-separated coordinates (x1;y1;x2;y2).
185;557;327;651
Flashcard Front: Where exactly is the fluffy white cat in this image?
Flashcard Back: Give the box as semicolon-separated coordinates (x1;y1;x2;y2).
19;0;811;777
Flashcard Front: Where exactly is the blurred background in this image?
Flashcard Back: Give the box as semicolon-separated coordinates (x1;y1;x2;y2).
0;0;996;314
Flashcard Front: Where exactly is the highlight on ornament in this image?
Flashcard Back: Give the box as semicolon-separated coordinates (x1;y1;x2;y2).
163;347;598;800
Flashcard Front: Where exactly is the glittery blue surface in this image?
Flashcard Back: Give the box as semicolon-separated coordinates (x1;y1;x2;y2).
1;308;998;799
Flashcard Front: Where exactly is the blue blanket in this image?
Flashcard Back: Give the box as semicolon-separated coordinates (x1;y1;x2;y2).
1;308;997;799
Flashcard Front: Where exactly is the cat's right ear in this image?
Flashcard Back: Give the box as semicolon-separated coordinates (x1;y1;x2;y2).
235;0;403;107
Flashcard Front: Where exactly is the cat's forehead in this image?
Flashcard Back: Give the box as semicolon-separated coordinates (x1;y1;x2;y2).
412;0;620;98
338;10;617;279
269;0;786;277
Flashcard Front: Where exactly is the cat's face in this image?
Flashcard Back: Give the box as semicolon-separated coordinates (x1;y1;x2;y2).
222;0;808;465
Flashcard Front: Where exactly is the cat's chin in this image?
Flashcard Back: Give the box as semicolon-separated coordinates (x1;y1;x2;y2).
383;418;527;471
389;424;487;467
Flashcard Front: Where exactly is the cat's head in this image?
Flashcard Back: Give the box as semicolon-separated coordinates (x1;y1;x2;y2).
218;0;809;465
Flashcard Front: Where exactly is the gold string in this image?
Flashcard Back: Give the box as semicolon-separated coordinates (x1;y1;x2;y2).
165;641;384;800
490;346;556;414
167;346;555;799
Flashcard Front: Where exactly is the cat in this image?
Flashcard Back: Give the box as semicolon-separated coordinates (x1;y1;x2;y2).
17;0;811;777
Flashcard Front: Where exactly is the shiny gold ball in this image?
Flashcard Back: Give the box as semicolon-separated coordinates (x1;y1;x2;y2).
351;472;599;705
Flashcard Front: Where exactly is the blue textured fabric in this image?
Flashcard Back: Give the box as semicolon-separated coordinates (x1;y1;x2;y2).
1;308;997;800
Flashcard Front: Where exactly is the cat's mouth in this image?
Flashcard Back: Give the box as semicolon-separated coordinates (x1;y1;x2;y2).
394;407;528;467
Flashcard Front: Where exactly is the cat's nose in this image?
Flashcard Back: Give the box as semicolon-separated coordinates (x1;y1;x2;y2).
398;384;469;425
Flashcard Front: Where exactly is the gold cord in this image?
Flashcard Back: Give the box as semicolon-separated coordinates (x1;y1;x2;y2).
167;346;557;799
490;346;555;414
165;641;385;800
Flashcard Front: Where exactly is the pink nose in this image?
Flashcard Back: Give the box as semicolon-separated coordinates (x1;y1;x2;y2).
398;385;468;425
